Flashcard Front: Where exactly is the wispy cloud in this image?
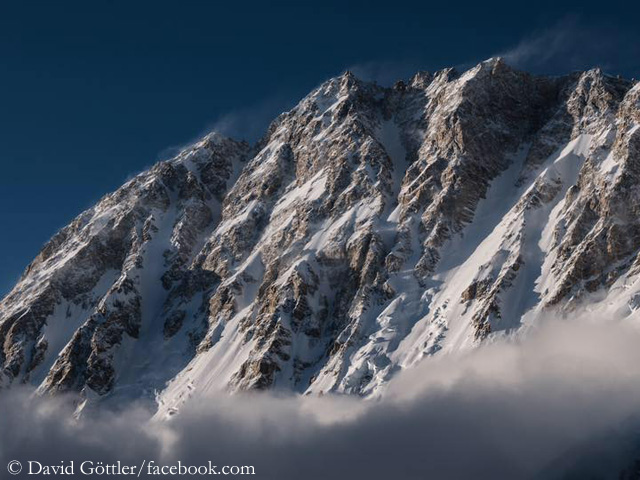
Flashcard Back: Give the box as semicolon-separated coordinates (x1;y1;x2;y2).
497;16;640;77
156;95;299;161
349;18;640;87
206;95;298;143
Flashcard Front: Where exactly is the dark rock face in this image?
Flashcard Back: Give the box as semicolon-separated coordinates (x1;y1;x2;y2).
1;59;639;408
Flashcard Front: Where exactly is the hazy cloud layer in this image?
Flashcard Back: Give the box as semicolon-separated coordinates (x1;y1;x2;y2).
2;315;640;479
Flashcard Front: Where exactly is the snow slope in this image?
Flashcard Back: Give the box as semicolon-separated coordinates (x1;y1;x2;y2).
0;59;638;417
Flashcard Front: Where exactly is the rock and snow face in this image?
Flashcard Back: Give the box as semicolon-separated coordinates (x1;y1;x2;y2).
1;58;639;412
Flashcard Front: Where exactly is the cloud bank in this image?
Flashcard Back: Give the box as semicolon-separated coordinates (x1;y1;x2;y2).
2;315;640;479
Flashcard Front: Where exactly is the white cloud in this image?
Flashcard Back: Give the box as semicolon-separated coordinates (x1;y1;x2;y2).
2;313;640;479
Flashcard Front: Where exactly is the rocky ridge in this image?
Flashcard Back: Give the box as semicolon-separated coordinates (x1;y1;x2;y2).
1;58;639;412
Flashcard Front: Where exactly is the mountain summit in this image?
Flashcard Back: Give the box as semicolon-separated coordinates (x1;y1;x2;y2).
1;59;638;414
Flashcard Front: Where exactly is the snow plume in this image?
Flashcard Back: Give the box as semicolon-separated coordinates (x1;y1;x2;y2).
156;95;298;161
3;315;640;479
497;16;640;78
208;96;297;143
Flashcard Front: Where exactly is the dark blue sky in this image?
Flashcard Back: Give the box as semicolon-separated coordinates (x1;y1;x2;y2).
1;0;639;295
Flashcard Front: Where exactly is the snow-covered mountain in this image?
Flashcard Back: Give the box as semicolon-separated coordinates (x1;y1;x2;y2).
1;58;639;414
